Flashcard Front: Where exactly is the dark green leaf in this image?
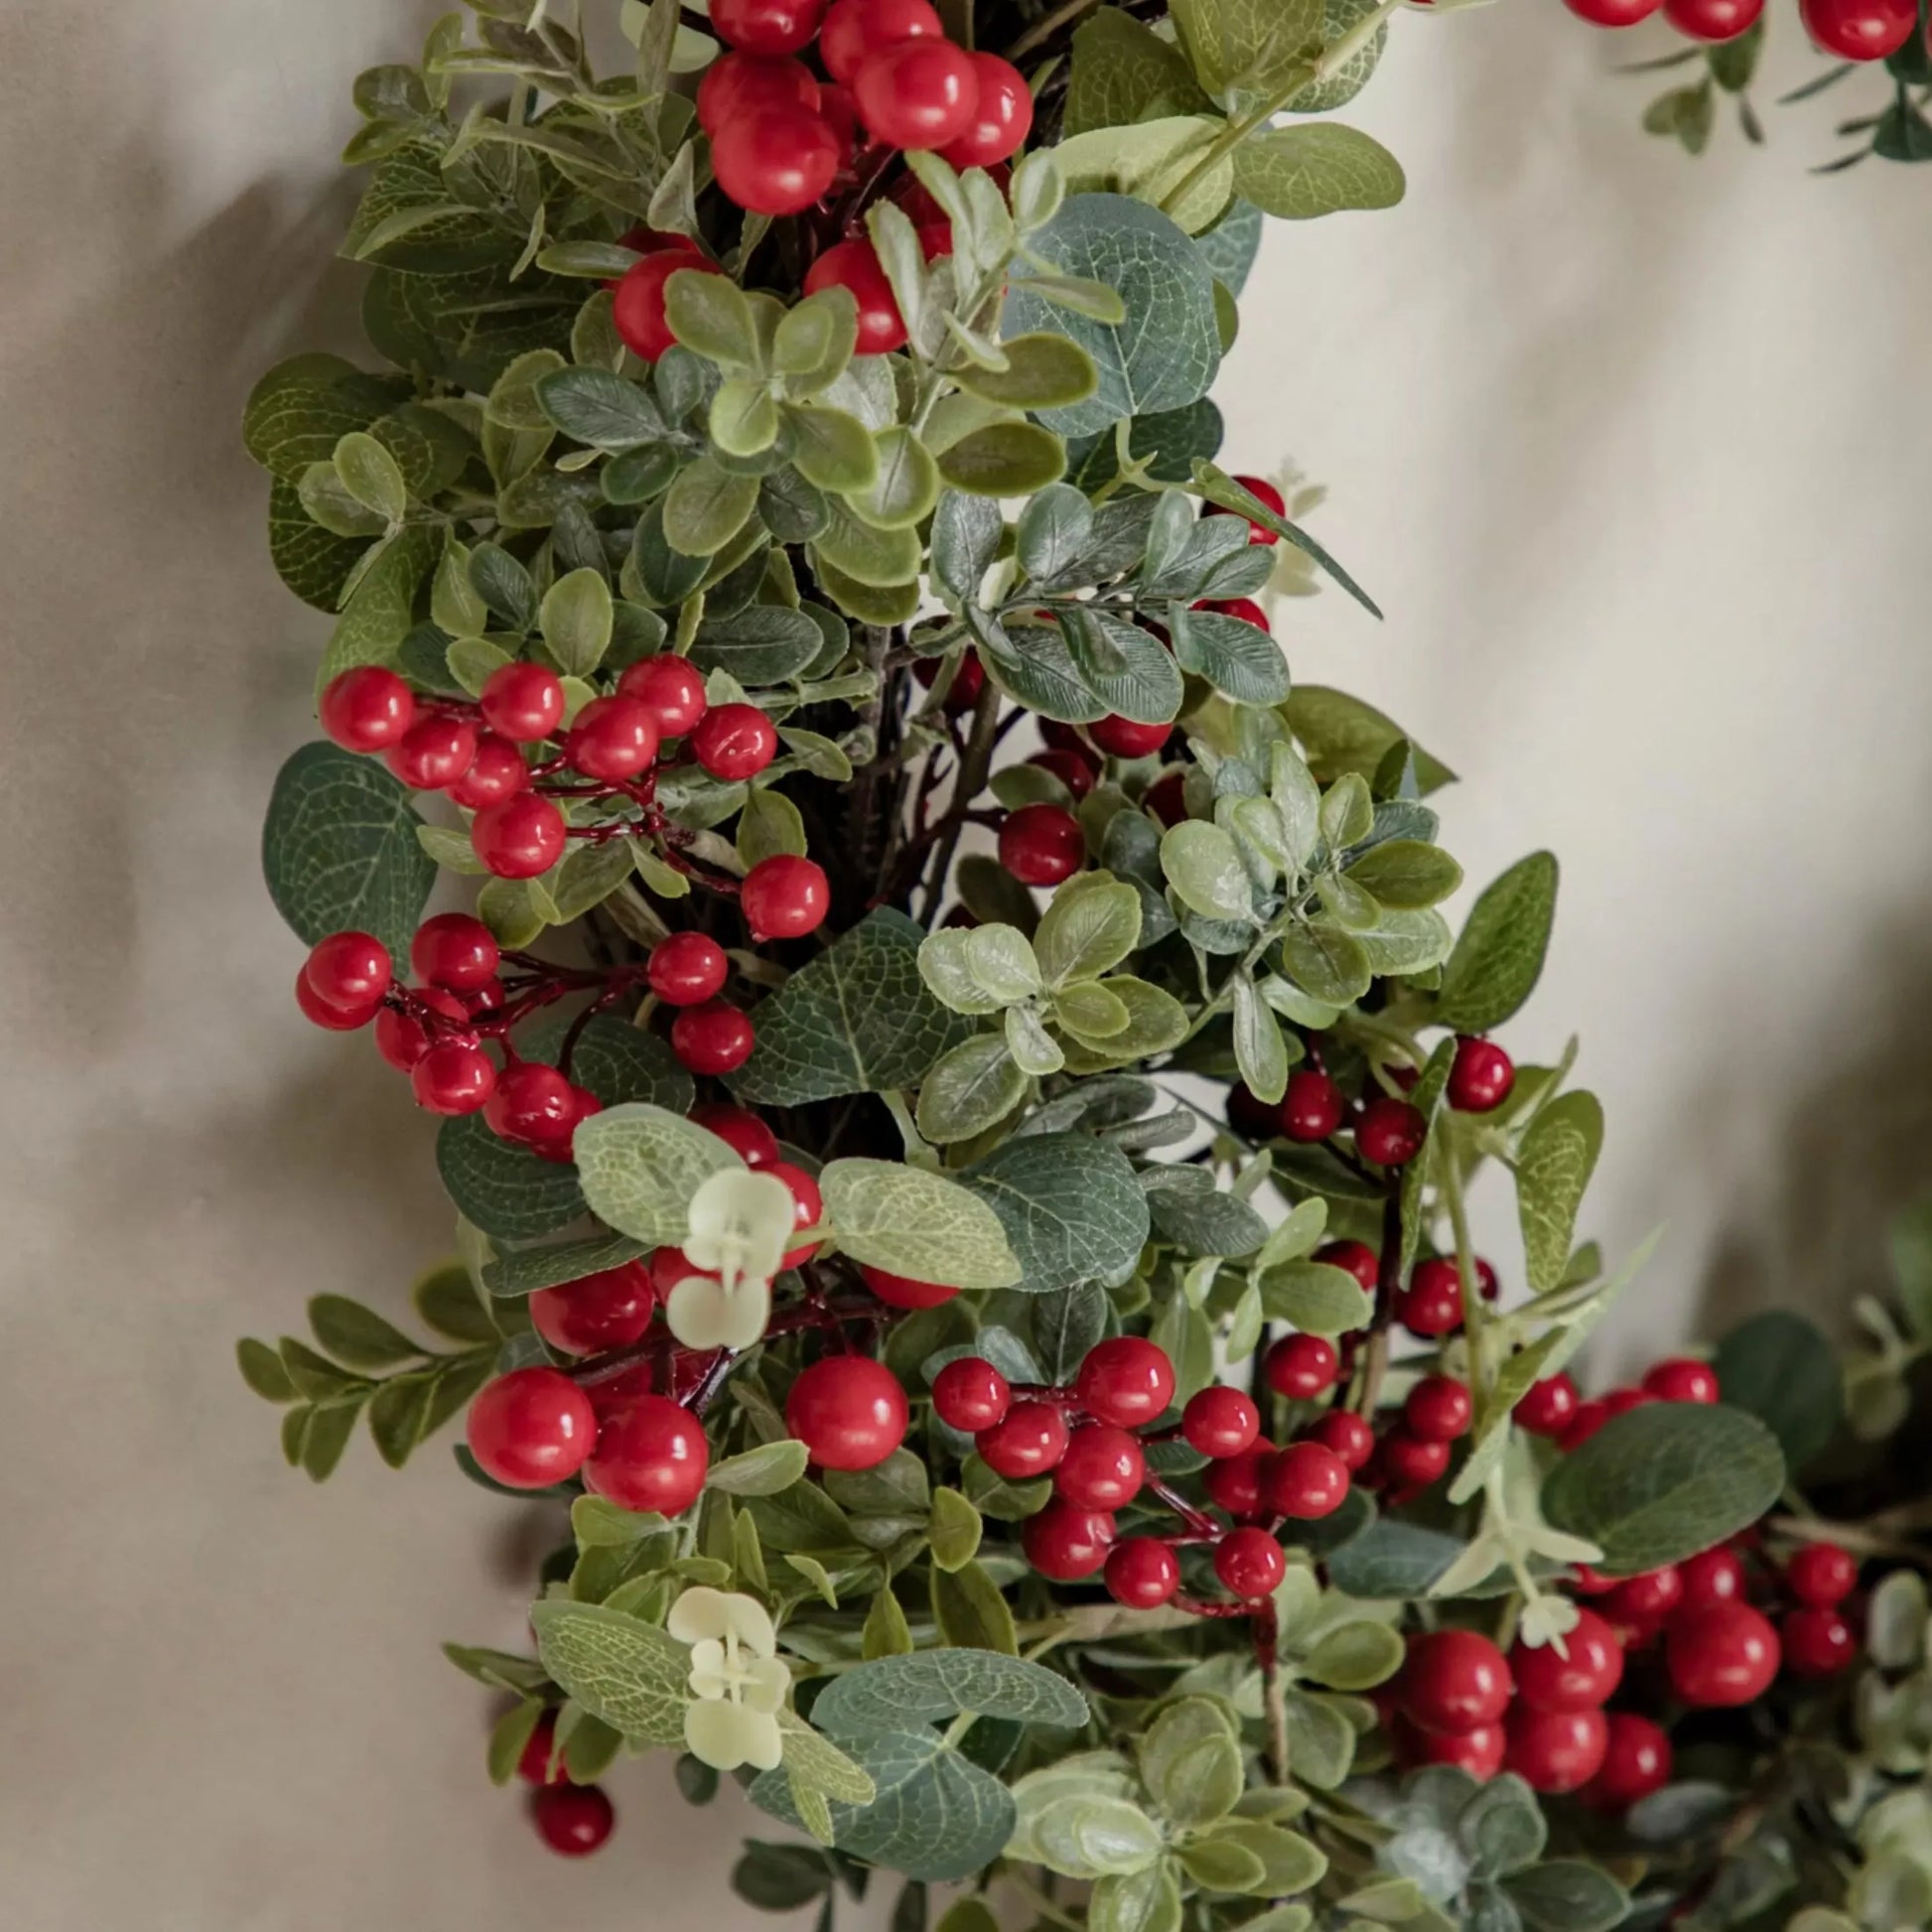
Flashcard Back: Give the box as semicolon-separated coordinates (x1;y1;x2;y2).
964;1133;1151;1292
1434;853;1559;1035
1711;1311;1842;1473
436;1113;587;1241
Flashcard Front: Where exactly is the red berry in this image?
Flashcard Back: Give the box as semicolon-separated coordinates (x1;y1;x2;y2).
912;650;986;715
1782;1605;1857;1678
932;1357;1011;1433
472;793;567;878
484;1059;579;1147
696;52;820;134
1475;1258;1501;1303
613;250;723;361
819;0;940;82
530;1263;656;1356
374;987;467;1066
1398;1258;1464;1338
1505;1705;1609;1795
937;52;1034;166
295;970;380;1031
1317;1241;1381;1295
1448;1036;1515;1113
518;1711;570;1785
741;854;830;942
1582;1713;1672;1811
1559;1399;1612;1453
1643;1357;1721;1405
386;715;478;791
1203;1444;1270;1516
998;803;1084;887
1510;1607;1624;1712
1357;1096;1427;1167
1030;749;1096;801
1514;1372;1580;1437
1379;1431;1450;1488
710;0;826;55
448;733;529;809
1309;1410;1376;1472
411;913;499;993
411;1039;497;1115
648;1244;717;1301
1679;1546;1745;1610
854;37;979;150
305;930;393;1010
691;703;777;781
976;1399;1069;1478
804;238;907;355
1182;1386;1261;1458
1800;0;1916;56
1404;1375;1473;1444
320;665;415;752
1604;1386;1656;1420
762;1160;822;1269
1216;475;1285;545
1663;0;1761;32
1281;1069;1345;1143
1076;1336;1175;1429
819;83;862;167
1667;1601;1781;1707
481;662;565;744
1088;715;1172;759
468;1367;596;1487
1602;1567;1684;1624
1193;597;1270;630
691;1101;779;1167
530;1782;614;1857
586;1393;710;1512
568;696;659;782
1266;1441;1351;1519
1563;0;1664;21
859;1264;958;1311
648;930;730;1007
713;104;841;215
1144;769;1188;827
1266;1333;1339;1401
1055;1425;1146;1510
786;1356;909;1471
1215;1527;1286;1599
1786;1542;1858;1607
1106;1537;1180;1608
618;655;710;739
1402;1629;1513;1733
1022;1499;1115;1581
1394;1714;1504;1780
670;1000;756;1075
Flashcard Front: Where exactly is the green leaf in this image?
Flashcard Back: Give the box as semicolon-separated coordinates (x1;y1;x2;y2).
1017;483;1097;584
733;1841;832;1910
1502;1862;1629;1932
1302;1620;1405;1691
1345;839;1463;909
535;366;666;450
665;266;759;367
530;1600;689;1745
243;353;406;481
539;567;614;677
1280;919;1371;1006
308;1295;422;1370
1144;1172;1268;1258
1066;7;1213;134
1515;1091;1602;1294
1325;1517;1466;1599
954;335;1101;411
571;1102;742;1246
663;456;760;557
929;491;1005;603
733;909;978;1107
812;1649;1088;1737
708;1439;812;1496
1036;881;1142;989
1280;1687;1355;1788
1231;973;1289;1106
821;1159;1020;1289
813;497;923;589
711;377;781;458
1435;853;1559;1035
1257;1259;1372;1334
1140;1699;1242;1828
1200;1822;1326;1895
850;428;941;530
527;1012;692;1113
1162;821;1252;920
865;1585;915;1658
1711;1311;1843;1474
267;478;368;612
788;404;882;494
237;1336;298;1402
964;1132;1151;1292
690;604;822;684
1888;1196;1932;1339
927;1487;985;1573
916;1035;1028;1145
1232;124;1405;219
334;430;408;522
487;1699;544;1786
315;523;441;697
1542;1403;1786;1575
261;742;436;966
932;1557;1020;1653
937;422;1068;496
1170;606;1291;705
436;1114;587;1242
1001;195;1221;439
1034;1795;1167;1878
1052;116;1235;235
1286;686;1454;791
1090;1864;1184;1932
747;1481;856;1554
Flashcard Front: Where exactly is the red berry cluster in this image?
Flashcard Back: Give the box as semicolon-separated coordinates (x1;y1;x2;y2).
1561;0;1916;61
518;1712;618;1858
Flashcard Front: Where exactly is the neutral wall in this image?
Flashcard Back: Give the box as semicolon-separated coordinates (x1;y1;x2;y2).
5;2;1932;1926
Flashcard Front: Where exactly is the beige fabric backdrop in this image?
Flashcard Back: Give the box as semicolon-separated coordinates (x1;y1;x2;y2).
6;1;1932;1925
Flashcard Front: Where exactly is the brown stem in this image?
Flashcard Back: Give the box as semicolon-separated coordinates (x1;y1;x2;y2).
918;677;1002;925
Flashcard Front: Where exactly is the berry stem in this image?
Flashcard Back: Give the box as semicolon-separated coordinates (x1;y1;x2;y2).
918;676;1002;926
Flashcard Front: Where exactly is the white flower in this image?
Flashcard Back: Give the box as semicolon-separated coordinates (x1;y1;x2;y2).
669;1587;788;1773
663;1169;795;1352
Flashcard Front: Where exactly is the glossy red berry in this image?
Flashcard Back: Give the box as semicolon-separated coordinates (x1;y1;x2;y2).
1505;1705;1609;1794
1642;1357;1721;1405
1055;1425;1146;1511
530;1263;656;1356
1357;1096;1427;1167
1076;1337;1175;1429
1317;1241;1381;1296
484;1059;578;1147
648;1244;717;1300
713;103;840;215
1281;1069;1345;1143
758;1159;820;1269
741;854;830;942
819;0;940;80
1266;1333;1339;1401
1510;1608;1624;1712
518;1711;570;1785
305;930;393;1011
1106;1537;1180;1608
1559;1399;1612;1453
691;1101;779;1167
1266;1441;1351;1519
1582;1713;1672;1811
1404;1375;1473;1444
1402;1629;1513;1733
804;238;906;354
1448;1036;1515;1113
1202;1445;1270;1517
1786;1541;1858;1607
937;52;1034;166
1514;1372;1580;1437
612;250;721;360
472;793;567;879
410;913;498;993
481;662;565;743
1562;0;1665;21
586;1393;710;1512
448;733;529;809
568;696;659;782
858;1264;957;1311
998;803;1084;887
854;36;979;150
670;1000;755;1076
530;1782;614;1856
411;1039;497;1116
618;655;710;739
1679;1546;1746;1610
1215;1527;1286;1599
374;987;467;1066
710;0;826;54
1380;1432;1450;1488
977;1399;1069;1478
1023;1499;1115;1581
786;1356;909;1471
1194;596;1270;630
1088;715;1172;759
1182;1386;1261;1458
932;1356;1011;1433
1395;1714;1505;1780
1604;1386;1656;1420
321;665;415;752
1782;1605;1857;1678
691;703;777;781
1663;0;1761;32
1143;769;1188;827
648;930;729;1007
468;1367;596;1487
1800;0;1916;56
913;650;985;714
1309;1410;1376;1472
696;52;820;134
1398;1258;1464;1337
1218;475;1285;545
1031;749;1096;802
386;715;478;791
1667;1601;1781;1707
295;970;379;1031
1602;1567;1684;1624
